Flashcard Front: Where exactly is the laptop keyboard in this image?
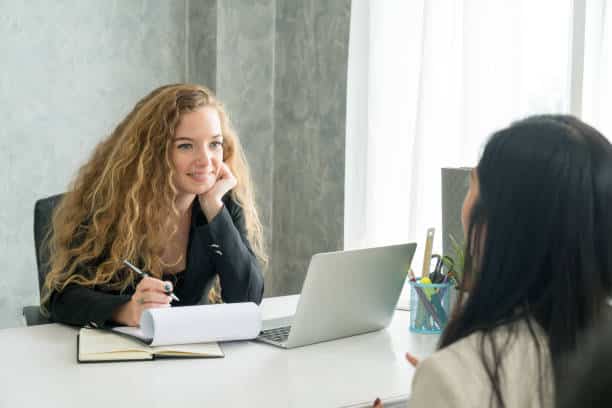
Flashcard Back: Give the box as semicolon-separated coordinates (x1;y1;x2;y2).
259;326;291;343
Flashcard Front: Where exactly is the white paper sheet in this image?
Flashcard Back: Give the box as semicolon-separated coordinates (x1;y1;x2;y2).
127;302;262;346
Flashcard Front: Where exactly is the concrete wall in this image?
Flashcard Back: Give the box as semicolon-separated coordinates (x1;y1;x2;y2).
0;0;187;328
268;0;351;295
209;0;352;296
215;0;276;266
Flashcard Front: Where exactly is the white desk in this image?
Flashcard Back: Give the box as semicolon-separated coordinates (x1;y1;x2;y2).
0;296;438;408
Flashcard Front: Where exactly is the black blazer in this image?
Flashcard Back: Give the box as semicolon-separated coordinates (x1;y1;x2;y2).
49;196;264;327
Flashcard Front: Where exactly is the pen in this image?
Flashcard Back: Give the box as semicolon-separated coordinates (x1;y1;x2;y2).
122;259;180;302
414;283;442;327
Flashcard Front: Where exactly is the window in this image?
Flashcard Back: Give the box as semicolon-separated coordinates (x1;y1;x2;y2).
346;0;609;258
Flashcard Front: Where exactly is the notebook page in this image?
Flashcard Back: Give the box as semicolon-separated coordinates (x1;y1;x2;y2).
141;302;262;346
79;328;151;354
152;342;224;357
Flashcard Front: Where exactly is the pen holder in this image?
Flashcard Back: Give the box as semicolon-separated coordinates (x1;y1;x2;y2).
409;281;453;334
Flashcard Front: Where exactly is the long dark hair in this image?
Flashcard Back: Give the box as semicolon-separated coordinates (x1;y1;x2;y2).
439;115;612;406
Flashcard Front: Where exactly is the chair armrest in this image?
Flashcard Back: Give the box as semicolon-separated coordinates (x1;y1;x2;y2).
22;305;51;326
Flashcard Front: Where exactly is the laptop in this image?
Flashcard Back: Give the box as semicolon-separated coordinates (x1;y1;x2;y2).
256;243;416;349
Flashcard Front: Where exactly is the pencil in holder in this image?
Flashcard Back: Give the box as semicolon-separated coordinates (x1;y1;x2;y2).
409;281;452;334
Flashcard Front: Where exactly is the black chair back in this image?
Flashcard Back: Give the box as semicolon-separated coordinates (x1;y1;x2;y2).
24;193;64;325
34;193;64;291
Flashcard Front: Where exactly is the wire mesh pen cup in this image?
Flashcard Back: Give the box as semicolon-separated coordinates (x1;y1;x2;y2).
409;281;453;334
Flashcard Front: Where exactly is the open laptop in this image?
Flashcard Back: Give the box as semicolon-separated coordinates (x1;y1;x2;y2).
256;243;416;349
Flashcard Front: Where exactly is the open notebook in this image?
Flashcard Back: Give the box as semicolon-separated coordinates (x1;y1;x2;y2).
77;302;262;363
78;327;224;362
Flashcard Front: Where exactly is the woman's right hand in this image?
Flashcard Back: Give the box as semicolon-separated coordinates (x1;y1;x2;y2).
111;277;173;326
405;352;420;367
372;353;420;407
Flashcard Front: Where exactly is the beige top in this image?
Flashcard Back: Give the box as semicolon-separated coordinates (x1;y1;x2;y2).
409;320;554;407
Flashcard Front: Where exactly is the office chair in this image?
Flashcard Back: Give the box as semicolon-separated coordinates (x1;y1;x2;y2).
22;193;64;326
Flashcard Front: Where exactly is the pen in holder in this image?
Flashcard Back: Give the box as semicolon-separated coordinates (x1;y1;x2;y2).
409;280;452;334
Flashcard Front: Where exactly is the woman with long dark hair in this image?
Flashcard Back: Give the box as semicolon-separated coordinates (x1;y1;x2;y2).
403;115;612;407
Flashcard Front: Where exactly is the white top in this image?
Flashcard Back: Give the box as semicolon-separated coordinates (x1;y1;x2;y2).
0;295;438;408
409;319;554;407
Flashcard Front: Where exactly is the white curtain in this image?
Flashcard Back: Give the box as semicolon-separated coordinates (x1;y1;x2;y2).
583;0;612;138
345;0;611;260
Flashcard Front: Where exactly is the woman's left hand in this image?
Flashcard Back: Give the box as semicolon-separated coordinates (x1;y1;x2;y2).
199;157;237;221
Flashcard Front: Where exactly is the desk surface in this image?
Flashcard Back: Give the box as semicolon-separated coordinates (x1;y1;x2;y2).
0;296;438;408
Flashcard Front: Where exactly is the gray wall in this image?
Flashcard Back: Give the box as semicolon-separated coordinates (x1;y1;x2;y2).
269;0;350;295
0;0;350;328
188;0;217;89
211;0;351;297
215;0;276;263
0;0;187;329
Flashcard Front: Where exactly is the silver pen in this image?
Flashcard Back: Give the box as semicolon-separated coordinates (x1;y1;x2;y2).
123;259;180;302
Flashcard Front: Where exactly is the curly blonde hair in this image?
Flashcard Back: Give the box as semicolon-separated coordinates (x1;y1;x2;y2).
41;84;266;314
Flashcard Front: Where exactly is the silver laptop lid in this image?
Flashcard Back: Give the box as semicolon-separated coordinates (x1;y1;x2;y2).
285;243;416;348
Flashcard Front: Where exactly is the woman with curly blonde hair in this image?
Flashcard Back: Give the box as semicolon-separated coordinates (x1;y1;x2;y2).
41;84;266;327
